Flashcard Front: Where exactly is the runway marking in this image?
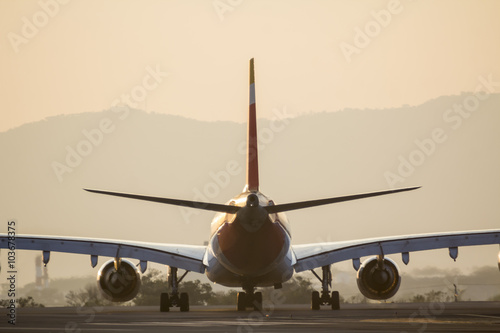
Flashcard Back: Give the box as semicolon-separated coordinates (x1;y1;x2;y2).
462;314;500;320
0;329;134;332
91;320;333;327
361;318;479;324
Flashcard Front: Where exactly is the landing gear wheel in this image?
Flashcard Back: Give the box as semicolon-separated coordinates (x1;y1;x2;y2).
237;292;247;311
180;292;190;312
160;293;170;312
331;291;340;310
311;291;320;310
253;292;263;311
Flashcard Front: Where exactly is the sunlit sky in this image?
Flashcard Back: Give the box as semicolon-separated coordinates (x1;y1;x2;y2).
1;0;500;132
1;0;500;290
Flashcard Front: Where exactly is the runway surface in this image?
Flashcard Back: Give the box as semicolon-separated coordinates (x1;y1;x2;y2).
1;302;500;332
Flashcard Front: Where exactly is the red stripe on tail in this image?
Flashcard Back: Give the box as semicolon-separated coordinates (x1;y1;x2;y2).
246;58;259;192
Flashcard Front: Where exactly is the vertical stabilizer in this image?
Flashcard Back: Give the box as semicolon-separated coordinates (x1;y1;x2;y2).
246;58;259;192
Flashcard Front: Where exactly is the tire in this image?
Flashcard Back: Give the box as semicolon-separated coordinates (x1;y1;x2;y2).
237;292;247;311
180;292;189;312
311;291;320;310
160;293;170;312
331;291;340;310
253;292;263;311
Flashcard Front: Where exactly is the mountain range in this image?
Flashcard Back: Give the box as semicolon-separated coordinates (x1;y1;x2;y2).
1;93;499;290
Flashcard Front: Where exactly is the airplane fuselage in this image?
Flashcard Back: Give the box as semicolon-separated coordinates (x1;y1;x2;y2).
205;190;295;288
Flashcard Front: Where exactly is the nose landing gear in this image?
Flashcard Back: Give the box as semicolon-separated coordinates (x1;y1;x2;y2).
237;284;263;311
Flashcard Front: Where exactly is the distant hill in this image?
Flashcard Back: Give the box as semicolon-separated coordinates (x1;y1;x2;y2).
1;93;499;290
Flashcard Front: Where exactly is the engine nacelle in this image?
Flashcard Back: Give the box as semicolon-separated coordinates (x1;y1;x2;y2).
97;259;141;302
356;257;401;300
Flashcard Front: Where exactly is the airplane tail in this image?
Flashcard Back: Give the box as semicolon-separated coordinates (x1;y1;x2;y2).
246;58;259;192
85;59;420;213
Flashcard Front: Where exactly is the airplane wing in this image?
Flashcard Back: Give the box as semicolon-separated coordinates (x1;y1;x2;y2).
0;234;206;273
292;229;500;272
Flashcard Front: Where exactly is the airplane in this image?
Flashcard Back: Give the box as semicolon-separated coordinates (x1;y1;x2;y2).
1;58;499;312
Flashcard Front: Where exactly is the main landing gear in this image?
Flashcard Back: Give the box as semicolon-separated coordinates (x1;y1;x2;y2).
310;265;340;310
237;284;263;311
160;267;190;312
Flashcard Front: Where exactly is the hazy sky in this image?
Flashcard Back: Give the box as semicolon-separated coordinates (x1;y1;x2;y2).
1;0;500;132
1;0;500;290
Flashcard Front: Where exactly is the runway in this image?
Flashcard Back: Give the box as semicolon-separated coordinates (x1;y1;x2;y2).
2;302;500;332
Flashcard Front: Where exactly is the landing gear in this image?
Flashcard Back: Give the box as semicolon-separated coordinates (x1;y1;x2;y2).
254;292;263;311
311;291;320;310
310;265;340;310
160;293;170;312
331;291;340;310
237;292;246;311
237;285;263;311
160;267;190;312
179;292;190;312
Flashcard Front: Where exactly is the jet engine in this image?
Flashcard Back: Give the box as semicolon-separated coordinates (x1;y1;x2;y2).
356;256;401;300
97;259;141;302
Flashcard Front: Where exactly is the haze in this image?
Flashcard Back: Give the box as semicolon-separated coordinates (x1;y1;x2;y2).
0;0;499;290
1;0;500;131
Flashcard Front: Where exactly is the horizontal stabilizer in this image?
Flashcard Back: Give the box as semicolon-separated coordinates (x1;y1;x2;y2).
84;189;240;214
85;186;419;215
265;187;420;214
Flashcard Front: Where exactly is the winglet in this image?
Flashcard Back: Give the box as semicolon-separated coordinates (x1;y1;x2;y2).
246;58;259;192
